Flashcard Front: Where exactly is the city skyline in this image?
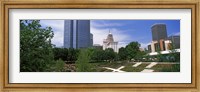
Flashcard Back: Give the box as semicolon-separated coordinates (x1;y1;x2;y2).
40;20;180;49
19;20;181;73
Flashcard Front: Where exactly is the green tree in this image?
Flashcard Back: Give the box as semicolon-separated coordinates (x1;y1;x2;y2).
135;51;147;61
20;20;54;72
76;49;92;72
53;48;69;61
118;47;128;60
91;49;105;62
156;48;164;62
87;48;95;60
68;48;79;62
168;42;180;62
104;48;116;62
46;59;65;72
125;42;141;60
87;48;99;62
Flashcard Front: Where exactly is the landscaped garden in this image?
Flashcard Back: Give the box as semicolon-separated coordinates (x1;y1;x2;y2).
20;20;180;72
59;61;180;72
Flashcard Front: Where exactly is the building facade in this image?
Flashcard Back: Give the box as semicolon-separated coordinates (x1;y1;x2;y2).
148;23;180;53
90;33;93;46
64;20;91;49
151;24;168;41
64;20;73;48
92;44;103;50
149;39;172;52
168;36;180;49
103;31;118;52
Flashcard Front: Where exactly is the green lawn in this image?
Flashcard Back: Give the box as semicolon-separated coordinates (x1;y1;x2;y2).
90;61;129;68
89;61;129;72
63;61;180;72
91;67;113;72
121;63;149;72
151;64;180;72
90;61;180;72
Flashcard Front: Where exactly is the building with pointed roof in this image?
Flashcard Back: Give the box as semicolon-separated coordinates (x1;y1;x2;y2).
103;30;118;52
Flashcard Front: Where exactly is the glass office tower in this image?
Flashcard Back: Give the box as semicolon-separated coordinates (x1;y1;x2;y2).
64;20;90;49
151;24;168;41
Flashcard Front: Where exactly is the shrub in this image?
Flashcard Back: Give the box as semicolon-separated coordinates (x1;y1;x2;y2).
76;49;93;72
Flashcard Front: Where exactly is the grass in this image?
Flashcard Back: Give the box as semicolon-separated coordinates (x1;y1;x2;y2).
63;61;180;72
90;61;128;68
92;68;113;72
63;62;115;72
89;61;129;72
151;64;180;72
121;64;149;72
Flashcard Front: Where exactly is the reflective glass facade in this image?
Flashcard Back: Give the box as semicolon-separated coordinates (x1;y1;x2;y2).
64;20;90;49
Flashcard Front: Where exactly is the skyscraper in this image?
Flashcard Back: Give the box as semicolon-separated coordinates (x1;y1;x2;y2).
168;35;180;49
90;33;93;46
64;20;90;49
151;24;168;41
148;23;168;52
64;20;73;48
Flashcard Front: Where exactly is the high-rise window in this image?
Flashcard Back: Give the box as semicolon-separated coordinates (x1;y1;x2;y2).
151;24;167;41
64;20;91;49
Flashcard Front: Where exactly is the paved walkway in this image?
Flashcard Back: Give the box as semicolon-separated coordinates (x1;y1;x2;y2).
103;62;177;72
141;62;158;72
131;62;179;64
132;62;142;67
103;66;125;72
141;69;154;72
145;62;158;68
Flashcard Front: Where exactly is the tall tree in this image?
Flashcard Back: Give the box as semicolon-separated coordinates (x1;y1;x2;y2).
53;48;69;61
104;48;116;62
76;49;92;72
68;48;79;62
125;41;141;60
118;47;128;60
91;49;105;61
20;20;54;72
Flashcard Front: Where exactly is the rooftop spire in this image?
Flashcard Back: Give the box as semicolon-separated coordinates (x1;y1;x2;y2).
109;29;111;34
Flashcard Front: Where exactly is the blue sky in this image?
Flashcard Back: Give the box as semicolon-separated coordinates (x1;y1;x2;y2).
40;20;180;48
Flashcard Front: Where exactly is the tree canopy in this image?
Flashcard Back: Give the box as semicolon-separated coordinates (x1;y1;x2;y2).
118;47;127;60
76;49;92;72
125;41;141;60
20;20;54;72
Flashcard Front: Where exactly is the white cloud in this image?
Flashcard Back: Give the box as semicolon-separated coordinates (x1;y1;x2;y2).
91;27;132;48
91;20;136;49
140;42;151;49
169;32;180;36
40;20;64;47
91;20;124;28
39;20;135;48
51;30;63;47
40;20;64;30
90;27;107;45
118;42;129;48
